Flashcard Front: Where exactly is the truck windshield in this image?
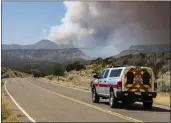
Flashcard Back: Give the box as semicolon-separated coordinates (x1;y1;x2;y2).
110;69;122;77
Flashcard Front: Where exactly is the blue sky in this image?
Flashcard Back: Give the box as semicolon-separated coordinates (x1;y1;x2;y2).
2;2;66;45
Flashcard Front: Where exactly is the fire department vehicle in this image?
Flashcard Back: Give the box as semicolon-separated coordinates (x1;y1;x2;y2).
91;66;157;109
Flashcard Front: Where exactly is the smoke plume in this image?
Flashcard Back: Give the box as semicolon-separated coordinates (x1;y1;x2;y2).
48;1;170;58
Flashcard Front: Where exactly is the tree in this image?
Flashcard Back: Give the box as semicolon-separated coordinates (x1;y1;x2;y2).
139;53;146;59
52;63;65;76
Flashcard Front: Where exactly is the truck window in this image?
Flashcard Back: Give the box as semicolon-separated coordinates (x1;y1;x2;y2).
143;72;150;85
104;70;109;78
116;69;122;76
127;72;134;84
99;70;106;79
109;69;122;77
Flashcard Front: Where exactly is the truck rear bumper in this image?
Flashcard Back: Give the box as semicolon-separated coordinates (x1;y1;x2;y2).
116;91;157;99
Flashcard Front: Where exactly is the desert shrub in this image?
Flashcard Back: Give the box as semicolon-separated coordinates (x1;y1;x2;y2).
134;60;144;66
127;54;133;58
30;69;44;78
59;76;66;81
90;57;103;65
157;81;170;93
123;59;128;65
2;101;12;121
52;63;65;76
66;62;86;72
139;53;146;58
67;74;75;80
2;73;10;79
46;75;54;80
155;60;165;70
93;67;101;75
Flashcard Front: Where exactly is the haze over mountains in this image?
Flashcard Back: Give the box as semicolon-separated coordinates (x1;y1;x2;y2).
2;39;170;59
2;40;91;64
2;39;170;75
2;40;91;74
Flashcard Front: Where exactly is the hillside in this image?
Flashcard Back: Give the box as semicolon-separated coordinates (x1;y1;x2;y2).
44;51;170;93
2;48;91;75
2;43;170;77
116;44;170;57
2;48;90;62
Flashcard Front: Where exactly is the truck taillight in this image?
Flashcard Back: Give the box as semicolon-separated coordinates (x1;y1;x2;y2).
117;81;122;89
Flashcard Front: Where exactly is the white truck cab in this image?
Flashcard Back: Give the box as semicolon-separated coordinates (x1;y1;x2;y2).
91;66;157;109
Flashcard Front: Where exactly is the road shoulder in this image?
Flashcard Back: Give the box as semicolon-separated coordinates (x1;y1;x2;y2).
2;79;31;122
41;77;170;110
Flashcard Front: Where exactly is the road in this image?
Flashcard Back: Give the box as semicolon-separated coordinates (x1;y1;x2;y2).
4;78;170;122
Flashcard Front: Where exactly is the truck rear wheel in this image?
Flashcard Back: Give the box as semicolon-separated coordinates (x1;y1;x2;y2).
109;91;118;108
92;88;100;103
143;98;153;109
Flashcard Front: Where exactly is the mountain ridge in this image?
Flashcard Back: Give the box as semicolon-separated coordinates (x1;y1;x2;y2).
115;43;170;57
2;39;74;50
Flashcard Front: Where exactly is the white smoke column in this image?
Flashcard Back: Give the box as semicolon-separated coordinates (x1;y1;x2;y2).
49;1;170;58
50;2;96;45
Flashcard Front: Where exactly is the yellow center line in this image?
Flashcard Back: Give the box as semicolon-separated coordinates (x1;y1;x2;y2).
25;80;143;123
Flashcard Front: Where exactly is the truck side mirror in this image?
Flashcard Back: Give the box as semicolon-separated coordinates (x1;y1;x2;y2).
93;75;99;79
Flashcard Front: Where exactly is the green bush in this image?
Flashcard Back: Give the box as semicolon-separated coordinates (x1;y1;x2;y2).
52;63;65;76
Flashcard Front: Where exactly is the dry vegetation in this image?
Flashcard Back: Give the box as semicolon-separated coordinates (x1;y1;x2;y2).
44;52;170;106
43;65;94;90
44;66;93;90
2;94;19;122
154;93;170;106
1;80;20;122
2;67;32;79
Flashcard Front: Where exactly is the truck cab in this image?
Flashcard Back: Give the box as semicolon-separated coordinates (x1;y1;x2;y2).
91;66;157;109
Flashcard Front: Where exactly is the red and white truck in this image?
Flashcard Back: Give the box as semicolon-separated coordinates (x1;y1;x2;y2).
91;66;157;109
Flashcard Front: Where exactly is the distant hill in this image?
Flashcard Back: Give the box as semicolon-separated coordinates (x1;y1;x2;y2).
2;48;91;75
116;44;170;57
2;39;74;50
2;48;91;63
2;39;93;74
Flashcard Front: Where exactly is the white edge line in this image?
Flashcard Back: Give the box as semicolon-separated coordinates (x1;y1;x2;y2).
39;78;170;110
4;80;36;122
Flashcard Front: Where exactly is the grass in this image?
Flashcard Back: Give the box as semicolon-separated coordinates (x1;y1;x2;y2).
2;67;31;79
2;93;20;122
44;68;94;90
1;80;20;122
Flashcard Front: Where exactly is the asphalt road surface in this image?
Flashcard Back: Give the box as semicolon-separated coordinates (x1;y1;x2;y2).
4;78;171;122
